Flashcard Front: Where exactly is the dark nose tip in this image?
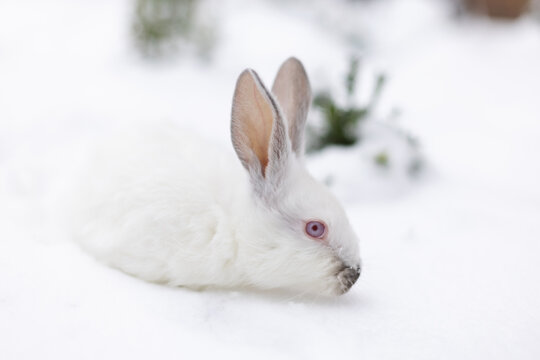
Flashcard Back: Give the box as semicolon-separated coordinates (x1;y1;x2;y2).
337;266;361;294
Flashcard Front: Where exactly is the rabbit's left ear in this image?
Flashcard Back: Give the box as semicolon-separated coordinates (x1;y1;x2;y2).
231;69;292;199
272;57;312;157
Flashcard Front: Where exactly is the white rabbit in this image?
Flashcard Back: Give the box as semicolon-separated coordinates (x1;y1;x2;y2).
73;58;361;296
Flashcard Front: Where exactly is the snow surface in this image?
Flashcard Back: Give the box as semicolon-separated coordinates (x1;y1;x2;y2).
1;0;539;359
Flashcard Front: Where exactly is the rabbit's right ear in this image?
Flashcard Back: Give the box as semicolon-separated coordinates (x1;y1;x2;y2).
231;69;291;197
271;57;311;157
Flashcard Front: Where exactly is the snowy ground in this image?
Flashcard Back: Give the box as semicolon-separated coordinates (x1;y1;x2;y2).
1;0;540;359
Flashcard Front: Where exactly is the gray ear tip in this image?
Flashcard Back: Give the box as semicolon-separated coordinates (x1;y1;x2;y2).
285;56;301;63
283;57;304;69
238;68;256;80
237;68;268;89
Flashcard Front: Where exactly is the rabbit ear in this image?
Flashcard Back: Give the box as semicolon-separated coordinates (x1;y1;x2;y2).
271;57;312;157
231;69;291;195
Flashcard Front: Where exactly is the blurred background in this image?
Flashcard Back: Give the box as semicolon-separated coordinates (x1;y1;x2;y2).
1;0;539;359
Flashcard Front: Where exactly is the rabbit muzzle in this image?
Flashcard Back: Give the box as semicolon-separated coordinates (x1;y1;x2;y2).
336;265;361;294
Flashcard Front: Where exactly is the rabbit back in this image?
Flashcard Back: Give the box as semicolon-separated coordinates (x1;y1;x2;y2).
72;124;246;287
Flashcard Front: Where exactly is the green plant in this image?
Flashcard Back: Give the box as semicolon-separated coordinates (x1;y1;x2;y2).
310;57;424;175
132;0;215;59
310;57;386;151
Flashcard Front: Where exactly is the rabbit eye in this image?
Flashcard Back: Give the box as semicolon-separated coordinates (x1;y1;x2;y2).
305;221;326;239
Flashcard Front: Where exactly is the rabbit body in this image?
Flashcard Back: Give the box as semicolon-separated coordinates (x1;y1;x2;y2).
74;58;361;296
74;126;250;289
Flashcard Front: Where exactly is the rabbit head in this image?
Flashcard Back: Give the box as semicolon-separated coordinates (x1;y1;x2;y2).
231;58;361;296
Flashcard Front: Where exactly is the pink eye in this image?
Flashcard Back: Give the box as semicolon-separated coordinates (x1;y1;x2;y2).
305;220;326;239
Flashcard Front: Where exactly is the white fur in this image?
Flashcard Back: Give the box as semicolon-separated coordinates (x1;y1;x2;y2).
72;58;361;296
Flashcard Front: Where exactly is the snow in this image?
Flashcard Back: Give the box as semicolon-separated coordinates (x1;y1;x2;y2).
1;0;540;359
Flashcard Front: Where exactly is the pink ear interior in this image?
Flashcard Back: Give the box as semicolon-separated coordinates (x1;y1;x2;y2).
231;70;275;177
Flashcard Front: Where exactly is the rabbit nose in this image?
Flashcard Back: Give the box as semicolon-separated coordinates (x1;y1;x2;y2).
337;266;361;294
